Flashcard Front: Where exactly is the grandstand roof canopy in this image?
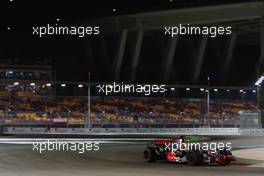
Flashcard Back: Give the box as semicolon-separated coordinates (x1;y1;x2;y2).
0;0;263;86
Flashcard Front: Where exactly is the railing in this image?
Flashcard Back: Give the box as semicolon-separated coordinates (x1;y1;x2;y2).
2;123;240;128
2;125;241;136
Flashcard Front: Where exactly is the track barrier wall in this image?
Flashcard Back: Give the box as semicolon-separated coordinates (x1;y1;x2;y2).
3;127;243;136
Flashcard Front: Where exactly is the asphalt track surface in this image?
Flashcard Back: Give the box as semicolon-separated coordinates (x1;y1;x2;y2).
0;136;264;176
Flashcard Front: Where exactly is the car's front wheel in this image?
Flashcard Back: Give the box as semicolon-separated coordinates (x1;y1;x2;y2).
186;150;204;166
144;148;157;163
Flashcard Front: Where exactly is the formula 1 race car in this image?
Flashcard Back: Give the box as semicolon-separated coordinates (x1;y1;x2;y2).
143;136;235;166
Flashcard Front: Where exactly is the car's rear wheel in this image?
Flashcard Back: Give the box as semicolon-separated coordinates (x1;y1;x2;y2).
186;150;203;166
144;148;157;162
219;149;232;166
223;160;231;166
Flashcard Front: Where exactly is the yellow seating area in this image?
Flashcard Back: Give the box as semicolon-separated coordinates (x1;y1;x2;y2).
0;97;257;124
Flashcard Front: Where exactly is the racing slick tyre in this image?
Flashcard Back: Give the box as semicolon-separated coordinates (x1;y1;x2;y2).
144;148;157;163
219;149;232;166
186;150;204;166
223;160;231;166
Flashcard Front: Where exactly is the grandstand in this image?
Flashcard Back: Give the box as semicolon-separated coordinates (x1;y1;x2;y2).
0;85;258;128
0;60;260;131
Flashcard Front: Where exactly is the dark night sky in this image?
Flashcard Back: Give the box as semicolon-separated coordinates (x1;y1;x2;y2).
0;0;262;85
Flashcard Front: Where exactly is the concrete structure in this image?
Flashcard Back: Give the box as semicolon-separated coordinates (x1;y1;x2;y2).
82;1;264;85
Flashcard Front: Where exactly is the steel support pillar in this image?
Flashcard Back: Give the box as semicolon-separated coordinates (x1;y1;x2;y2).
222;33;237;83
130;30;144;82
192;35;208;84
162;36;178;83
113;29;128;81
